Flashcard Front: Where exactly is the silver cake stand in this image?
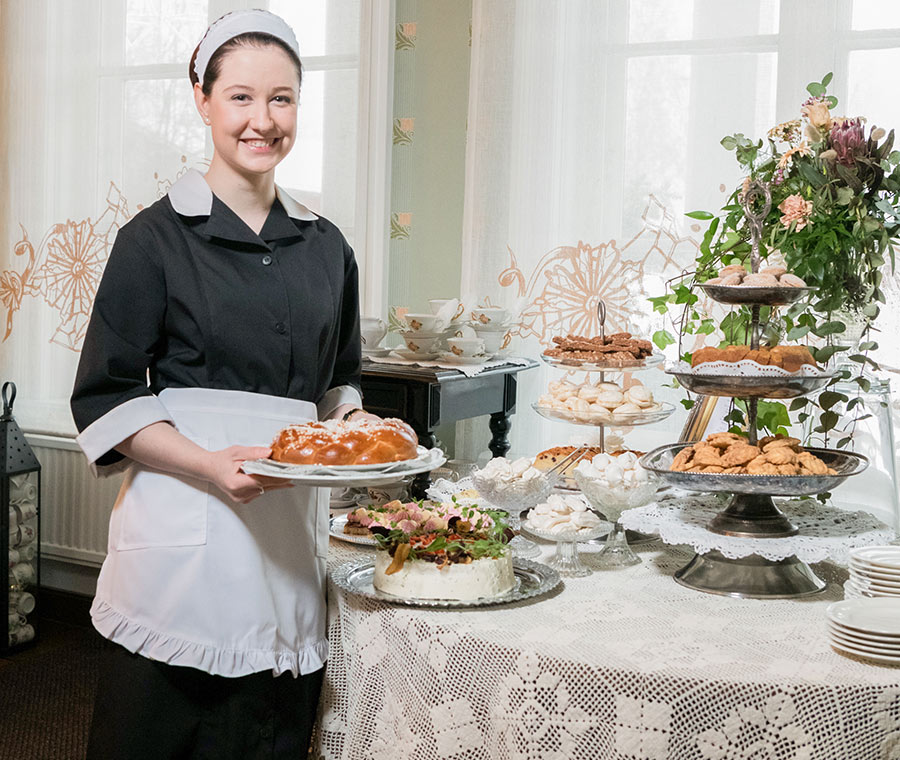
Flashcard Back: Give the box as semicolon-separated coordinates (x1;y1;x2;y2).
649;180;869;598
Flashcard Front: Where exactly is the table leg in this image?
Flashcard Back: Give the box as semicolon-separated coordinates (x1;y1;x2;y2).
411;430;438;500
488;412;511;459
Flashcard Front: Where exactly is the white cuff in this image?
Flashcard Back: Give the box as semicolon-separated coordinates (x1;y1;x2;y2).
76;395;175;477
317;385;363;420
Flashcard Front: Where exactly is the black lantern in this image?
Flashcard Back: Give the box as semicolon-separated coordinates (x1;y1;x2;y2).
2;382;40;652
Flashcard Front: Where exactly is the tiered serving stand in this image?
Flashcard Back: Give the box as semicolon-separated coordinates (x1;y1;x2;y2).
533;301;675;561
639;181;869;598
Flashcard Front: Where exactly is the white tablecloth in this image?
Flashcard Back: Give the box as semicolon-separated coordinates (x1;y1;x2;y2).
317;538;900;760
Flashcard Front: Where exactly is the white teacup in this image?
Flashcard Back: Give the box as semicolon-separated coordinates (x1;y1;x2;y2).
367;481;408;503
447;337;486;357
480;330;512;354
401;331;442;354
403;313;447;333
470;307;508;326
360;316;387;349
429;299;465;322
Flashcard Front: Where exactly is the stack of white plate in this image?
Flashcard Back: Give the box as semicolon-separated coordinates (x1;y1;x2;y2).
845;546;900;599
826;598;900;665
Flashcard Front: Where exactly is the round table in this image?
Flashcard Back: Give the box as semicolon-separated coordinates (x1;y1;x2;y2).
317;538;900;760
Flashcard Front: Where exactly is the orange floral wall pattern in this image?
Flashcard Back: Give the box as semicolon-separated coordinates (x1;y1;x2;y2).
499;196;702;344
1;161;190;351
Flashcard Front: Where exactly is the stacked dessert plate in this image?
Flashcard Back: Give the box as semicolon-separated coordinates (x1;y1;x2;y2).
826;597;900;665
844;546;900;599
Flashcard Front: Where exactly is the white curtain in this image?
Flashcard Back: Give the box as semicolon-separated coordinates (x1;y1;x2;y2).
0;0;366;437
458;0;900;463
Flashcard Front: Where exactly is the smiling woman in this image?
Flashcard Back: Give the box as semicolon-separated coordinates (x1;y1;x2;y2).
69;9;366;759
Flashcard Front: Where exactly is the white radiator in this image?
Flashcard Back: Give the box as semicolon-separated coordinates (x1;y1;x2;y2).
26;434;122;567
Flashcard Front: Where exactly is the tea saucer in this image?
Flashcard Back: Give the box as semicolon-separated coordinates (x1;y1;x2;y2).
394;348;439;361
362;347;391;358
439;353;491;365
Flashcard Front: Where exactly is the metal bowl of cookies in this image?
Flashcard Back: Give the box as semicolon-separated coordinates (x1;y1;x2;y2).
667;371;836;399
640;436;868;496
699;264;815;306
699;283;816;307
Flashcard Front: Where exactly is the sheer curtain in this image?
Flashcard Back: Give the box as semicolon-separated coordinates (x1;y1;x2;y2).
0;0;373;437
458;0;900;461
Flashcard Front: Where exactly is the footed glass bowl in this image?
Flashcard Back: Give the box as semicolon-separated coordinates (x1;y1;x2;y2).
573;470;659;567
471;470;554;559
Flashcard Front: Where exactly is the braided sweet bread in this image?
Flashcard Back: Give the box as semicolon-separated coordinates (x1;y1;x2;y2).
270;418;419;465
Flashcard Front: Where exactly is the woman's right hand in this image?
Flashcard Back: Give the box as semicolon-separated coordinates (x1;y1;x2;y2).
206;445;294;504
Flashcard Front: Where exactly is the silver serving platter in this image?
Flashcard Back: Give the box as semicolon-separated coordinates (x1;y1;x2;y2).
532;401;675;427
330;557;561;608
667;370;836;399
540;352;664;372
640;443;868;496
699;283;815;306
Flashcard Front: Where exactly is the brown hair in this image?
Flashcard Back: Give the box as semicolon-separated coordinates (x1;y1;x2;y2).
189;32;302;96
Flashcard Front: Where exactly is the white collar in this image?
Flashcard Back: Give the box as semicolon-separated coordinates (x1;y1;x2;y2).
168;169;318;221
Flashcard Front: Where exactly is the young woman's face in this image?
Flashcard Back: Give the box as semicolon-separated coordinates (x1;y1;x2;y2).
195;45;299;178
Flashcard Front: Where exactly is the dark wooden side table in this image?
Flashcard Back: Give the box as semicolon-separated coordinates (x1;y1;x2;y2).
360;358;538;497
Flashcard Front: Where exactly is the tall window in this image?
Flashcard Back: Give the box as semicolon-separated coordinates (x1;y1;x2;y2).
1;0;372;436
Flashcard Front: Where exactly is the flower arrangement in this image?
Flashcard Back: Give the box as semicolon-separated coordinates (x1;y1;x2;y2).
651;74;900;444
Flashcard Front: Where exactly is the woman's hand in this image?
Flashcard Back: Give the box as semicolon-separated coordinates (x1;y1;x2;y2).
206;446;294;504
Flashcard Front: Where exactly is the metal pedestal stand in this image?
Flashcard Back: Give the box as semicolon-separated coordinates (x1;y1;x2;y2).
650;181;867;598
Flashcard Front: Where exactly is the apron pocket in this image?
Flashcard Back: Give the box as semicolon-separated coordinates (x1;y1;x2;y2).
115;438;210;551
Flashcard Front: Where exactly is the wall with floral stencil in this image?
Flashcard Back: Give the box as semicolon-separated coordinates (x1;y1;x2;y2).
386;0;472;321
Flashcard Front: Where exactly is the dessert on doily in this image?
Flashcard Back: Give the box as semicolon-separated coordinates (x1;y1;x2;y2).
543;332;654;366
371;510;515;601
703;263;807;288
669;432;837;475
691;344;817;373
270;417;418;465
536;378;662;422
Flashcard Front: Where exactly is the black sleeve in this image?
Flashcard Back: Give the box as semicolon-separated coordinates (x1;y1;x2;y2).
70;221;171;468
329;238;362;396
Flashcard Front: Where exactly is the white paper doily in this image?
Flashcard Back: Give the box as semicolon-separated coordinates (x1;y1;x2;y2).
669;359;833;377
620;492;896;564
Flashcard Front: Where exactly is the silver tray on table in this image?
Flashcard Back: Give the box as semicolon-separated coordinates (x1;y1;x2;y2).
330;557;561;609
699;283;815;306
640;443;868;496
666;370;836;399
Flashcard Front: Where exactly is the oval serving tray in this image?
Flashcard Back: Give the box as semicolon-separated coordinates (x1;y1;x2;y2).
666;371;836;399
699;283;815;307
639;443;868;496
330;557;561;609
329;515;378;546
242;447;446;486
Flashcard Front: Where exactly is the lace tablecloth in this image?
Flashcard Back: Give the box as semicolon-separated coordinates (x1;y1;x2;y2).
317;539;900;760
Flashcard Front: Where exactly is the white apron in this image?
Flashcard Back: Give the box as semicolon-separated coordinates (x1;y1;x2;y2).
90;388;330;678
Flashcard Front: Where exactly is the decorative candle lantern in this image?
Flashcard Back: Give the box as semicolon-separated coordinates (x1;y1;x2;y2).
2;382;40;652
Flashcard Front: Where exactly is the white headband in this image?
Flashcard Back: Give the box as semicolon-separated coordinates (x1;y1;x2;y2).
193;10;300;87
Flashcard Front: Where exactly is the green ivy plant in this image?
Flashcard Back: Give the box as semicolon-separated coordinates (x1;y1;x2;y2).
650;74;900;445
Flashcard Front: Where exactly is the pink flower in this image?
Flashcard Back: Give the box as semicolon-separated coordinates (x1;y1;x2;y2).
830;118;866;166
778;194;813;231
